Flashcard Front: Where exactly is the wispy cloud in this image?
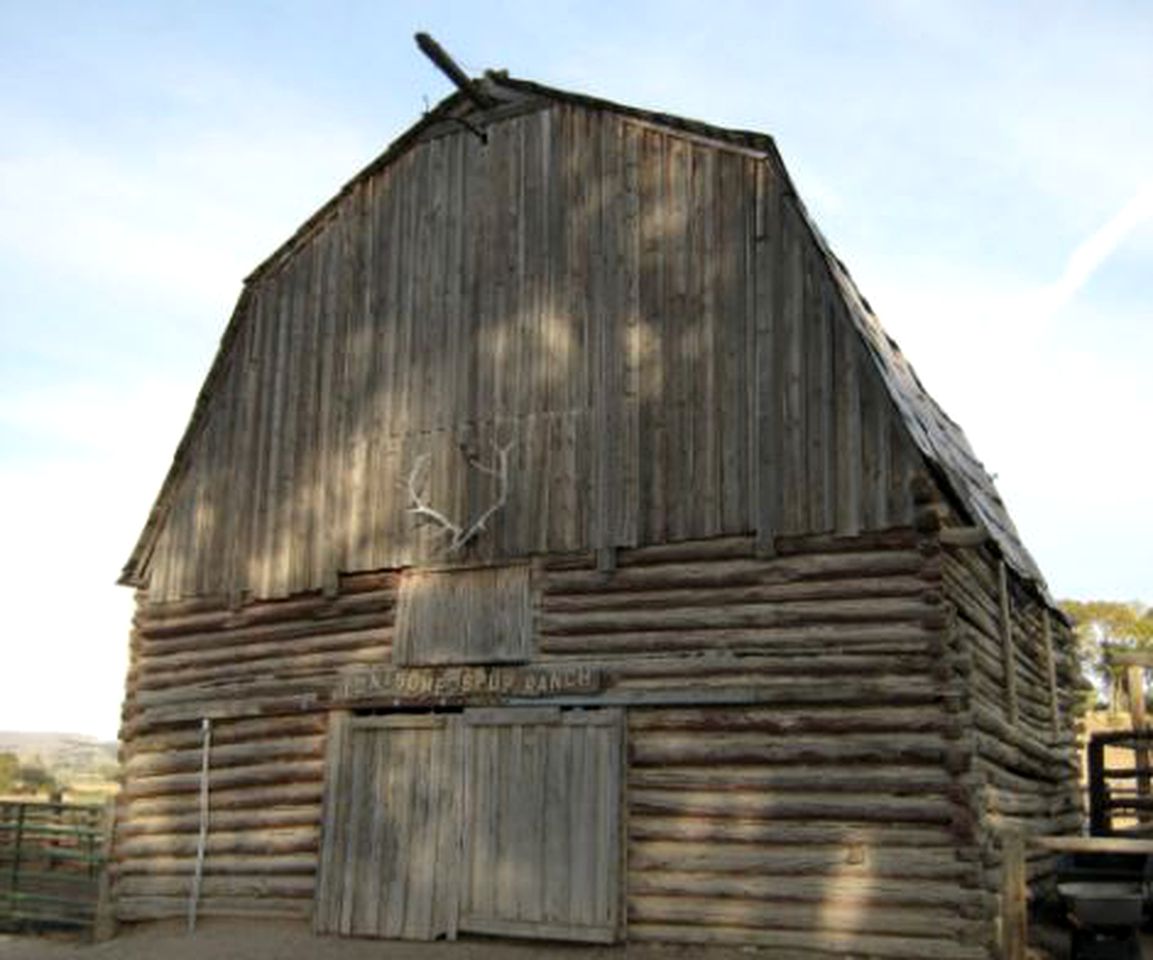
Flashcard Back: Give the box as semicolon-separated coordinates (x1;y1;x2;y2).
1030;179;1153;321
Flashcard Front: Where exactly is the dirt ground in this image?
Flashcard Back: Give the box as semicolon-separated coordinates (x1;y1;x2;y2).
3;919;1151;960
0;919;759;960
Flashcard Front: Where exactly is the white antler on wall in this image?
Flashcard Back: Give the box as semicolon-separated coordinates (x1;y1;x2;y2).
405;441;515;552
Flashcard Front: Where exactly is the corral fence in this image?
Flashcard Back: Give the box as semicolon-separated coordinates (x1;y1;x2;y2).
0;800;112;935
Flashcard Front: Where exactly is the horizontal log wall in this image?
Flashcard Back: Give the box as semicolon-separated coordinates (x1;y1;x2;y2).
112;571;396;922
112;713;325;922
941;539;1082;907
625;705;989;959
115;529;1016;956
539;530;990;958
137;100;920;602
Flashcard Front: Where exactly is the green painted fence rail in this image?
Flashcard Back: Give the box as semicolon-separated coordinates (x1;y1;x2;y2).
0;800;111;935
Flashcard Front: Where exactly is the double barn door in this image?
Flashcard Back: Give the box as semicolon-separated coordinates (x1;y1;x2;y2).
315;708;623;943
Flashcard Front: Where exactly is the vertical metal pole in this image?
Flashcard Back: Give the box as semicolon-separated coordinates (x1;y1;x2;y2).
187;718;211;933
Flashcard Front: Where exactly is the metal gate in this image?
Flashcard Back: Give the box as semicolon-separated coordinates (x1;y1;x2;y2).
0;801;110;934
316;708;622;943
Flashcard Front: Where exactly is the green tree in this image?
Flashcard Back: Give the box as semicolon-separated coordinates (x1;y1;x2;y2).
1062;599;1153;709
0;752;17;793
14;759;57;796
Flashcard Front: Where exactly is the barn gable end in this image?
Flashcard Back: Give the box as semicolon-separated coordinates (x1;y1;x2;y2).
113;72;1081;959
120;76;1040;605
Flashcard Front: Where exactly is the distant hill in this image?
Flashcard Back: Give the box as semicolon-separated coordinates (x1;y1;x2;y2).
0;731;118;783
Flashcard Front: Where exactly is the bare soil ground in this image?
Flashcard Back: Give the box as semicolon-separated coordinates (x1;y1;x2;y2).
3;918;1149;960
0;919;757;960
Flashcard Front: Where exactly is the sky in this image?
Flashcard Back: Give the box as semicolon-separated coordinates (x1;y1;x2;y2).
1;1;1150;739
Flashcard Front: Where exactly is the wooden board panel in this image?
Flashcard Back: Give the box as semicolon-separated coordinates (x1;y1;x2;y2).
314;715;461;940
459;708;623;943
393;564;532;665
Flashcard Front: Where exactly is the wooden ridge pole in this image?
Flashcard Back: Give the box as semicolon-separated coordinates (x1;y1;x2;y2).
414;33;497;110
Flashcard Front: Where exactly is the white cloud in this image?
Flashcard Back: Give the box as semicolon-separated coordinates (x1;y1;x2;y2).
1028;180;1153;323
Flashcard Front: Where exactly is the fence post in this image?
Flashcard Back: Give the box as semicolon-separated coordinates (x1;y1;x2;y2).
93;796;118;941
1088;735;1110;836
9;803;26;921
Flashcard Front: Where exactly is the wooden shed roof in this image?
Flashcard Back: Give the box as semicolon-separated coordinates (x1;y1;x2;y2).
121;72;1048;601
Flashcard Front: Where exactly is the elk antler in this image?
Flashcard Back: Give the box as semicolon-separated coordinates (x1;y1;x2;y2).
405;441;515;552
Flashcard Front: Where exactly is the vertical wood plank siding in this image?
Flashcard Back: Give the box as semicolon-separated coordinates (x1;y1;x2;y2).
141;104;919;602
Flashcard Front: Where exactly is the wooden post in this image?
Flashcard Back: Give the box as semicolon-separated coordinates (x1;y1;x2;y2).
1088;735;1110;836
1001;831;1028;960
998;561;1019;725
93;795;119;941
1127;665;1147;730
1128;665;1150;822
1041;612;1060;739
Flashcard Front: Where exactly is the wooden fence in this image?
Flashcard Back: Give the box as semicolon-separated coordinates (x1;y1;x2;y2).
0;800;111;935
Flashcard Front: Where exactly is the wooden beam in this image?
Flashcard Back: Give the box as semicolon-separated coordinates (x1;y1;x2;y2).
1041;611;1060;739
1110;650;1153;669
1087;734;1110;836
998;561;1019;725
1032;836;1153;855
1000;832;1027;960
414;33;497;110
1128;664;1151;822
939;526;989;548
1128;665;1147;731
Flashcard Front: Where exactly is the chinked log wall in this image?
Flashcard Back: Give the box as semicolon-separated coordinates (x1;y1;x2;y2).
115;528;1001;958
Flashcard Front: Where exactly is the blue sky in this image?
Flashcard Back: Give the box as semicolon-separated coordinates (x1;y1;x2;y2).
1;1;1150;737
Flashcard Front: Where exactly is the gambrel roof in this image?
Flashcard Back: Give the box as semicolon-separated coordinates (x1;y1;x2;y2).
121;72;1047;600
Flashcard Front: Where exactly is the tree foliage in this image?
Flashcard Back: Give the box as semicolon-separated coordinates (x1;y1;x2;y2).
0;752;17;793
15;762;58;795
0;752;58;796
1062;599;1153;708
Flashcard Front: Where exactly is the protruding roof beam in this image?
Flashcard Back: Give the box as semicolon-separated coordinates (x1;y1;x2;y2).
415;32;498;110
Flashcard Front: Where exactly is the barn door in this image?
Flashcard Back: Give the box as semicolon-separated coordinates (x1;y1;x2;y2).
315;714;462;940
459;708;623;943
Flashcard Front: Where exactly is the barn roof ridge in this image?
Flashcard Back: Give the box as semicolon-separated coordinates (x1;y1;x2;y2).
121;71;1049;605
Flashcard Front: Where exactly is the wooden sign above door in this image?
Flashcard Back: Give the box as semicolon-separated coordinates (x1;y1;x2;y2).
332;664;603;706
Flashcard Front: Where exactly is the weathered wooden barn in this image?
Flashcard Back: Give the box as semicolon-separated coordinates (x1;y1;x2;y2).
113;62;1083;959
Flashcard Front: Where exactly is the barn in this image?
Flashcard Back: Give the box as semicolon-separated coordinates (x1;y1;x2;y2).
113;51;1083;959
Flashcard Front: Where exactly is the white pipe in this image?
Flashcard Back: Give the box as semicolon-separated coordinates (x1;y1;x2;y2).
187;717;211;933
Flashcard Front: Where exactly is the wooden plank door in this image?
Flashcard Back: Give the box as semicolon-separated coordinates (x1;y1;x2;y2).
315;714;462;940
459;707;623;943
